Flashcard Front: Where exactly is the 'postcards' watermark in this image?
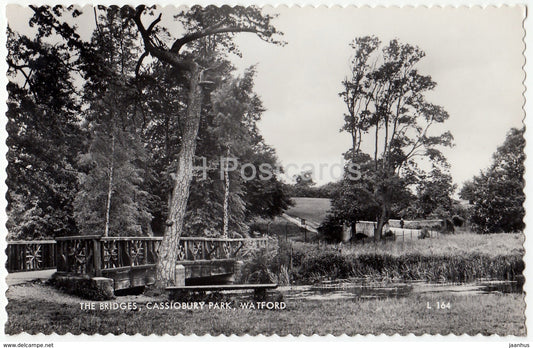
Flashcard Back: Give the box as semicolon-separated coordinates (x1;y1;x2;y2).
192;156;361;182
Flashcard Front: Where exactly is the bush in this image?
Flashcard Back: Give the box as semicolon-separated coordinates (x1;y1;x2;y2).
441;218;455;234
49;276;114;300
240;237;295;285
318;215;344;242
383;230;396;241
352;233;369;243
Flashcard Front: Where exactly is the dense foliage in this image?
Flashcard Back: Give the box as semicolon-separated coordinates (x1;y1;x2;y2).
6;5;290;240
460;128;525;233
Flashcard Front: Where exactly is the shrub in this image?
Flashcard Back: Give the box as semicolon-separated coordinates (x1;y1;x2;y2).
49;276;114;300
383;230;396;241
240;237;296;285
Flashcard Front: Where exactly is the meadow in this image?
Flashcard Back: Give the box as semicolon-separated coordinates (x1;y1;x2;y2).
284;197;331;227
296;231;525;257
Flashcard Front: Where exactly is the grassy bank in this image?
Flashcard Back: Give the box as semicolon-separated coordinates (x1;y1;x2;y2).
252;216;320;243
252;233;524;284
292;252;524;283
5;283;525;336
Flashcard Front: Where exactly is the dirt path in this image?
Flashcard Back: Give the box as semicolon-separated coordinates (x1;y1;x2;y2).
7;282;162;305
6;269;55;286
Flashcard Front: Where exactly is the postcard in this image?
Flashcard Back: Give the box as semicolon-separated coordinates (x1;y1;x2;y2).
2;2;528;342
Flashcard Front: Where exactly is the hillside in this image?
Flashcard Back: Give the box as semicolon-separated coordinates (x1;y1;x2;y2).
284;197;332;228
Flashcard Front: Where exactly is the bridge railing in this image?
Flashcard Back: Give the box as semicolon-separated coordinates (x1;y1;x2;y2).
54;235;268;276
6;240;57;273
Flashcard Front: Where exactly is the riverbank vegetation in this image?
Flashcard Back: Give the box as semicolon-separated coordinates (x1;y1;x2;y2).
240;233;524;285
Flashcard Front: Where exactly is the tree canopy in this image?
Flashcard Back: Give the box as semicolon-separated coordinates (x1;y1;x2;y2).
324;36;454;241
6;6;290;246
460;127;525;233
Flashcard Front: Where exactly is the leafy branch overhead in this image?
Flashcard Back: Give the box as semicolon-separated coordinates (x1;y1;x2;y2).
129;5;284;74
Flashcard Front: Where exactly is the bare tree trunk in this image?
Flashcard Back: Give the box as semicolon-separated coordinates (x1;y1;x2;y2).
155;65;203;287
375;196;389;241
222;147;230;238
374;124;379;169
350;221;356;239
351;132;357;163
104;134;115;237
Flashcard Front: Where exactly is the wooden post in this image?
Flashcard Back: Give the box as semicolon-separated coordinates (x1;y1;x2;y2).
93;237;102;277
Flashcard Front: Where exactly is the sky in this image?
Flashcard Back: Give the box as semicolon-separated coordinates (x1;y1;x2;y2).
231;6;526;185
7;5;526;187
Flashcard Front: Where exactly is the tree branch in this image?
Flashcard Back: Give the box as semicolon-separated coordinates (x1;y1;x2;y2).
171;27;258;53
147;13;162;33
132;7;192;71
135;51;148;77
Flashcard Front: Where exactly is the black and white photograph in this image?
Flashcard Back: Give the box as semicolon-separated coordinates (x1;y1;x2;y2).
2;2;528;340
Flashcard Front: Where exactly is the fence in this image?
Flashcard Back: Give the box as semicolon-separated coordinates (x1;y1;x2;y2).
6;240;57;273
389;227;439;241
350;227;440;245
56;236;268;277
7;236;268;274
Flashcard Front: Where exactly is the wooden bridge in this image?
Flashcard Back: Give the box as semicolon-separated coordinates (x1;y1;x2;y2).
7;235;269;292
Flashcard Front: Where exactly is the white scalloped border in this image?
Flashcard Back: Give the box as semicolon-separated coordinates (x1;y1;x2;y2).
0;1;528;344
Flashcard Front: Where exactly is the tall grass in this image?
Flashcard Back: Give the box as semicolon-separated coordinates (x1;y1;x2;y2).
296;232;524;258
294;251;524;283
241;232;524;284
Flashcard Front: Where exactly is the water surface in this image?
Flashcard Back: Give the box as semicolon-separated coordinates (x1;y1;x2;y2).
279;279;522;301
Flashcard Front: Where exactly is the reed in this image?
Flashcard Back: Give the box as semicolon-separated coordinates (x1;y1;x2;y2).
241;232;523;284
294;251;524;283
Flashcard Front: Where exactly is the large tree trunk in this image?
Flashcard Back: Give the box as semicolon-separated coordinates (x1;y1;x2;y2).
375;198;390;241
155;65;203;287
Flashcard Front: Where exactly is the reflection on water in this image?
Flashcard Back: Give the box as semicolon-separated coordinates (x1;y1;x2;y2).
279;279;523;301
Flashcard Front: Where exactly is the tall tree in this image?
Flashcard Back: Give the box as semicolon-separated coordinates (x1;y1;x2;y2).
413;167;456;219
184;66;258;238
74;7;153;237
6;10;86;239
127;5;283;286
338;37;453;240
184;67;291;237
339;36;381;161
